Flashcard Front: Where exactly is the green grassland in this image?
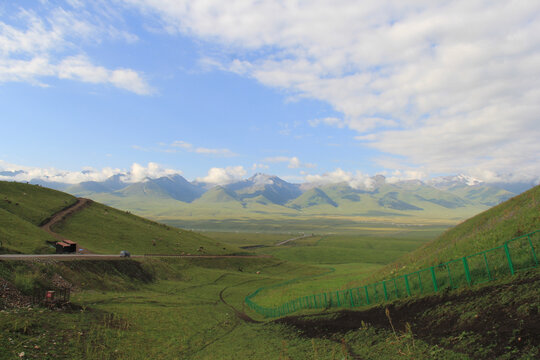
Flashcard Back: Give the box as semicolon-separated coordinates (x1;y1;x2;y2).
0;208;58;253
201;228;446;305
0;182;78;254
0;257;476;360
372;184;540;279
90;189;487;234
1;182;539;359
0;182;76;225
0;181;240;255
51;201;240;255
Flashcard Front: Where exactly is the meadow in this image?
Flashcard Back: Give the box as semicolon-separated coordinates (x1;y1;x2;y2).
0;257;476;360
2;182;538;359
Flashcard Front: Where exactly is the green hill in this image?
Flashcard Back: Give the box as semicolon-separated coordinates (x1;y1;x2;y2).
0;181;238;255
193;186;238;203
287;188;338;209
0;181;76;225
376;184;540;277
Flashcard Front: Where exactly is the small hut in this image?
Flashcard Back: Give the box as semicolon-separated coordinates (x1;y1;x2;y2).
55;240;77;254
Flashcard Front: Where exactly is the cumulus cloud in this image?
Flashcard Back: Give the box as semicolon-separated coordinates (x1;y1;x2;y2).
304;168;375;190
124;0;540;180
126;162;181;182
0;160;182;184
196;166;246;185
385;170;428;184
0;4;151;94
264;156;316;169
252;163;269;171
170;140;237;157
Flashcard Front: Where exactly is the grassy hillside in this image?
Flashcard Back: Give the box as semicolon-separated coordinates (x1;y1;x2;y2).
51;201;239;255
0;208;58;253
0;181;78;253
0;181;76;225
246;185;540;315
378;184;540;277
0;181;238;255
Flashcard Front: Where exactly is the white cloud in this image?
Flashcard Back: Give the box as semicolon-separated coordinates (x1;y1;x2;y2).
264;156;316;169
386;170;428;184
196;166;246;185
304;168;374;190
308;117;345;128
252;163;269;171
127;162;181;182
125;0;540;180
0;160;182;184
0;5;151;94
170;140;236;157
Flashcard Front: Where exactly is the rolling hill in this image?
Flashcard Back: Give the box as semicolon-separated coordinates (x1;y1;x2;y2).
58;173;526;227
374;183;540;277
0;181;237;255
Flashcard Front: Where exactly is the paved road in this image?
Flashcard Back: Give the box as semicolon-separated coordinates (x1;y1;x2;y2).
0;254;273;261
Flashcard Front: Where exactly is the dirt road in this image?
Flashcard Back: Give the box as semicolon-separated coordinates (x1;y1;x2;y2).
275;233;312;246
40;198;91;245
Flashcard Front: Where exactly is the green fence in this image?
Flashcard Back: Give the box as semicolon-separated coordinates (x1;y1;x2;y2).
245;230;539;318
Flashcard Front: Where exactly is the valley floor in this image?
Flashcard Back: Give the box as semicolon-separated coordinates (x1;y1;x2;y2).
1;257;538;359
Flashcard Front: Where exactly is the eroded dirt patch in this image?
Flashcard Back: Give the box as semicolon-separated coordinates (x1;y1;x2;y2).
276;272;540;359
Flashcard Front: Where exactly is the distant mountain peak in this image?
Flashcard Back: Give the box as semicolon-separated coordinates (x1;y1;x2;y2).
429;174;484;187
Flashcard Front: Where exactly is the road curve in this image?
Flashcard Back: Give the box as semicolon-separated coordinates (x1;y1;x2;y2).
41;198;91;243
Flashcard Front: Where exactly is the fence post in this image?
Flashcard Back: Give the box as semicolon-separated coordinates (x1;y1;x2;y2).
323;292;328;307
336;291;341;307
430;267;438;292
313;294;317;308
404;275;411;297
504;243;515;275
462;257;472;285
527;235;538;266
349;289;354;307
483;252;493;280
446;264;454;288
382;281;389;301
364;286;370;305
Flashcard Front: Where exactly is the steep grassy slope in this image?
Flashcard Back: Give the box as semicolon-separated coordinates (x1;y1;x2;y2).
51;201;239;255
380;184;540;276
0;181;78;253
248;185;540;313
0;181;238;255
0;208;58;253
0;181;76;225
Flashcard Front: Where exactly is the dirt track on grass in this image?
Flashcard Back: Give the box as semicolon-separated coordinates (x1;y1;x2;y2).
40;197;91;246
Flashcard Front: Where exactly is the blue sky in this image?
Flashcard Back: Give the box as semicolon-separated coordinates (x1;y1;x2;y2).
1;1;539;185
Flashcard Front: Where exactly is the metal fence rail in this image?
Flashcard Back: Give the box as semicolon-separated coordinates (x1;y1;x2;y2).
245;230;539;318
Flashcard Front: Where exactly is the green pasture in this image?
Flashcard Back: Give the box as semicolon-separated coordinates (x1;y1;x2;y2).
0;257;476;359
0;181;76;226
51;202;240;255
0;208;57;254
371;185;540;280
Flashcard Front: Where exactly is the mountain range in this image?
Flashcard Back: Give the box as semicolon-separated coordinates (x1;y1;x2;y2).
18;173;531;222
